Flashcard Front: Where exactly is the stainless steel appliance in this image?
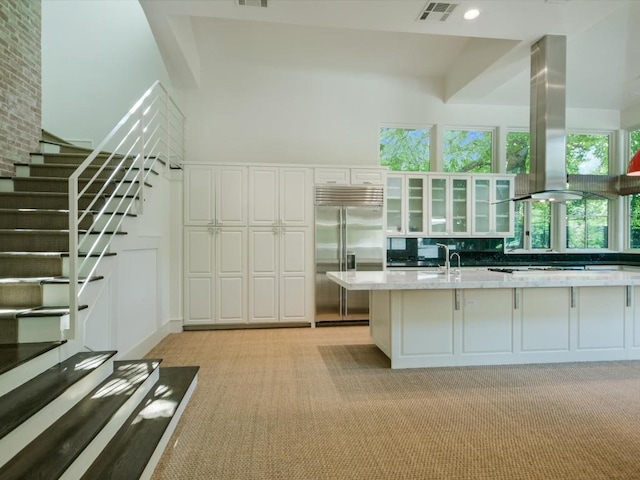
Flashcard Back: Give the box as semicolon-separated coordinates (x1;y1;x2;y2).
314;185;384;324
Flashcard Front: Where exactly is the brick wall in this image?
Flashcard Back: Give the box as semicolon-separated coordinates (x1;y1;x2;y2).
0;0;41;176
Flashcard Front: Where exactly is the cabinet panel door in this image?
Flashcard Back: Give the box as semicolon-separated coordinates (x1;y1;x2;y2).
186;278;213;323
251;276;278;322
185;229;213;275
217;277;246;323
217;229;246;275
216;167;247;225
184;228;214;324
249;168;278;225
185;166;215;225
462;289;513;354
577;287;625;349
250;229;278;275
280;168;311;226
281;229;308;275
280;275;307;321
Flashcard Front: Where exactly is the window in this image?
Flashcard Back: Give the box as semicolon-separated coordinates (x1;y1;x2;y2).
379;127;430;171
566;199;609;249
507;202;550;251
566;133;609;174
443;129;493;173
506;131;530;174
565;133;610;249
628;129;640;248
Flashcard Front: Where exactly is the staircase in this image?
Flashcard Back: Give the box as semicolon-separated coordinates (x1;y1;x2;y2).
0;131;198;479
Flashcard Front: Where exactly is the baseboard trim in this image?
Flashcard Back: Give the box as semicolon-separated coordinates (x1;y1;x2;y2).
183;322;311;331
168;318;183;334
119;322;172;360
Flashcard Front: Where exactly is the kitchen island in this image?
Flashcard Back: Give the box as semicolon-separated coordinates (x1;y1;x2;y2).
327;268;640;369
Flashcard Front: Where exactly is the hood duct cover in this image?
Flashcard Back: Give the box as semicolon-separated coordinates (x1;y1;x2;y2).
510;35;621;202
530;34;568;196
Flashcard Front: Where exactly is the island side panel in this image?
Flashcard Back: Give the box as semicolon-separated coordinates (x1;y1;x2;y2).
632;286;640;359
370;290;391;358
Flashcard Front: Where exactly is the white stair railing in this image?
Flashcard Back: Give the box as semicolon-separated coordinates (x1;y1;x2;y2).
68;81;185;338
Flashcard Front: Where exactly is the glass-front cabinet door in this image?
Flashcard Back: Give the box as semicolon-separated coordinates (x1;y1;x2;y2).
473;178;491;234
406;176;425;234
451;177;470;234
386;174;427;235
428;176;448;235
472;175;514;235
494;177;514;235
386;175;404;234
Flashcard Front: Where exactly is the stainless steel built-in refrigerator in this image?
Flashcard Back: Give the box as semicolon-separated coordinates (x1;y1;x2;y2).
315;185;384;324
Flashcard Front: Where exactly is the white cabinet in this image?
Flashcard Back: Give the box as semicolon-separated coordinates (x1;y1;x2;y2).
314;168;349;185
249;226;312;323
427;175;471;236
315;167;386;185
386;174;428;235
350;169;386;185
471;175;514;236
184;226;247;325
249;167;313;227
184;165;247;226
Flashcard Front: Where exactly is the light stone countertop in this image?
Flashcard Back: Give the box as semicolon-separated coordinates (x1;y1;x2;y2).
327;268;640;290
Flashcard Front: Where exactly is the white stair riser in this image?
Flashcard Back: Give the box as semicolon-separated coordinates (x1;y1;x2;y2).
62;256;99;278
59;367;161;480
17;316;65;343
0;347;62;398
0;358;115;469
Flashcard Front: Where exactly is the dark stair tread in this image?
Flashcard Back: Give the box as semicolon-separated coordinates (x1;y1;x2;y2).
82;366;200;480
0;276;103;285
0;341;65;376
0;229;127;235
0;252;117;258
0;351;116;440
0;305;88;320
12;176;154;186
15;305;88;318
0;359;161;479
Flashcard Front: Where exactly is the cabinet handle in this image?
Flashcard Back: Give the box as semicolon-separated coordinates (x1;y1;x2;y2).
627;286;632;307
513;289;519;310
570;287;576;308
454;289;460;311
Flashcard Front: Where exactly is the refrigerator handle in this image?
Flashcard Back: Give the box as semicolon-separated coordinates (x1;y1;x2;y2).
342;207;348;319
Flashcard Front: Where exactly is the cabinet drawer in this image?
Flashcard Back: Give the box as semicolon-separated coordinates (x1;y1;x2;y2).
314;168;349;184
351;169;386;185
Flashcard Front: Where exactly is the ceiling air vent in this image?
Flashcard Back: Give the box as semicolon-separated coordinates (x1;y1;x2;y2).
238;0;267;7
417;2;459;22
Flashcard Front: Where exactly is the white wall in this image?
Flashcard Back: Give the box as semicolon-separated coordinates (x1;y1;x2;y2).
41;0;170;146
182;17;622;167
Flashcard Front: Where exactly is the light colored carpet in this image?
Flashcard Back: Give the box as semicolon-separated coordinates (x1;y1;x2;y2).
147;326;640;479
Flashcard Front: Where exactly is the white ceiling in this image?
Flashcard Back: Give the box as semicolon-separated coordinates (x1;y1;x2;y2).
140;0;640;111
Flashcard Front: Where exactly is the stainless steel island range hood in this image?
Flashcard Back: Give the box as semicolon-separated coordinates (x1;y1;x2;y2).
525;34;582;201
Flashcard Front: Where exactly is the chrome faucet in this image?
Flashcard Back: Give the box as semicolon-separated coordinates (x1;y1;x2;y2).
450;252;461;273
436;243;450;274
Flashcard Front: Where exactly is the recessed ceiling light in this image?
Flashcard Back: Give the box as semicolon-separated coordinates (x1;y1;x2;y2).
463;8;480;20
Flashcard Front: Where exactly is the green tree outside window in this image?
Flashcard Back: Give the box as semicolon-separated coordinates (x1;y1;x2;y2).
443;130;493;173
380;128;430;171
